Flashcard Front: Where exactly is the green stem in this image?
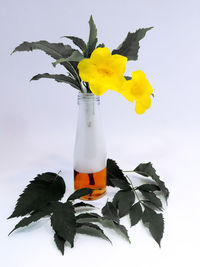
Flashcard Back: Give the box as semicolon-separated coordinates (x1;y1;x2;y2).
126;175;142;204
68;62;85;93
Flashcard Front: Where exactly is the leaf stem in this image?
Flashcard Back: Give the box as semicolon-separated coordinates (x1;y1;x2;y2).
125;175;142;204
68;62;85;93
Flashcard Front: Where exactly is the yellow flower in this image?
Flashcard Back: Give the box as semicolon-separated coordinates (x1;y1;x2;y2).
78;47;127;95
121;70;153;114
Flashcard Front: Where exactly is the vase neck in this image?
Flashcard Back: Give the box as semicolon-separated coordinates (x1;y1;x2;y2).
78;92;100;105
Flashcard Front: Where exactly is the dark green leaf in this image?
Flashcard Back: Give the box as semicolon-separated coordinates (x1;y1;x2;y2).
142;206;164;247
52;50;84;67
97;43;105;48
12;40;78;78
110;178;131;190
113;222;131;243
142;200;161;211
137;184;160;192
141;191;162;210
112;27;153;60
124;76;132;80
54;233;65;255
63;36;87;52
51;202;76;248
87;15;98;56
11;41;73;69
129;202;143;226
134;162;169;201
30;73;81;90
113;190;135;218
74;202;95;209
76;222;111;244
76;212;101;222
8;172;65;219
107;158;129;187
9;205;52;235
101;202;119;223
67;188;93;201
12;41;73;59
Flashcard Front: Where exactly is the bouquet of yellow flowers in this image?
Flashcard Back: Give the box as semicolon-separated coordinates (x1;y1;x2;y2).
12;15;153;114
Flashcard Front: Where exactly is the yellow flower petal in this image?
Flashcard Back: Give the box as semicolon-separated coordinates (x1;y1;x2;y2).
135;96;152;114
78;47;127;95
120;70;153;114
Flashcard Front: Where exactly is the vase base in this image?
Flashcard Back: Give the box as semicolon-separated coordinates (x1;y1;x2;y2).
74;167;107;200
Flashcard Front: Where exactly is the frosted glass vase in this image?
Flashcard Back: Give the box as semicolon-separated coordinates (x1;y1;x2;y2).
73;92;107;200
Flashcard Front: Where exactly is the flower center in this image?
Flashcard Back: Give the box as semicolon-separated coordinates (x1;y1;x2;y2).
98;67;113;77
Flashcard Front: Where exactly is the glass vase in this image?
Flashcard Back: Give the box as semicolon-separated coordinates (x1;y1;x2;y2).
73;92;107;200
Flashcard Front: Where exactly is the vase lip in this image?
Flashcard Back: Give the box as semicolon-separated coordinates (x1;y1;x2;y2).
78;91;100;104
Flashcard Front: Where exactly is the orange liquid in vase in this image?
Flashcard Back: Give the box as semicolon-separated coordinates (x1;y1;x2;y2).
74;167;107;200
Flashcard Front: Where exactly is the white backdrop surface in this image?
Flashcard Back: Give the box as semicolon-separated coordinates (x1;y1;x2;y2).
1;0;200;266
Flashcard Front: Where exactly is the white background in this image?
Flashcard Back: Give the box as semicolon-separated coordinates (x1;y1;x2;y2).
1;0;200;266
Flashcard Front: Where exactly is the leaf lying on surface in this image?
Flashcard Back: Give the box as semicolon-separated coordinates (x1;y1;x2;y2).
76;222;111;244
137;184;160;192
107;159;129;187
51;202;76;248
67;188;94;201
112;27;153;60
134;162;169;201
142;206;164;247
74;202;95;209
8;158;168;252
54;233;65;255
141;191;163;210
112;190;135;218
102;202;119;223
8;172;65;219
129;202;143;226
9;205;53;235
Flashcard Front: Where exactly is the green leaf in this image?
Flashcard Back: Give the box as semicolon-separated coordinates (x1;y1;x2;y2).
112;27;153;60
87;15;98;56
12;40;79;78
107;159;129;187
76;212;101;222
142;200;161;211
52;50;84;67
113;222;131;243
30;73;81;90
51;202;76;248
8;172;65;219
97;43;105;48
63;36;87;52
54;233;65;255
9;205;53;235
112;190;135;218
141;191;163;210
12;41;73;59
101;202;119;223
134;162;169;201
142;206;164;247
137;184;160;192
124;76;132;80
67;188;94;201
129;202;143;226
110;178;131;190
76;222;111;244
74;202;95;209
